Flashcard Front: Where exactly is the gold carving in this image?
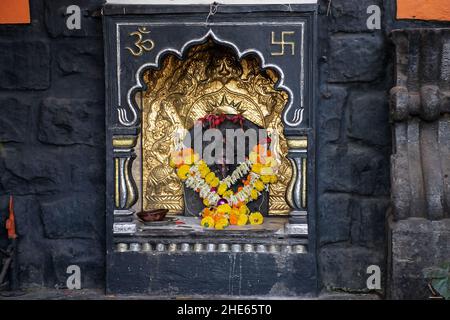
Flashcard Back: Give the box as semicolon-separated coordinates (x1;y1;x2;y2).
271;31;296;56
287;137;308;149
302;157;307;209
140;40;291;214
126;27;155;57
113;136;138;148
285;158;297;209
115;158;119;208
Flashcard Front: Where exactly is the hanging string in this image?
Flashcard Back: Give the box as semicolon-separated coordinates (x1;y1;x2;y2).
205;2;220;24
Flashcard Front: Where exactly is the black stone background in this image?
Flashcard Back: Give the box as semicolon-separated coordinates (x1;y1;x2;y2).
0;0;448;294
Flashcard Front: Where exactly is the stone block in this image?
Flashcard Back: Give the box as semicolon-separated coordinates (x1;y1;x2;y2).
68;146;105;193
329;33;385;83
44;0;103;38
38;98;104;146
1;146;67;195
347;90;390;146
0;97;31;143
329;0;383;32
318;193;351;245
318;144;389;196
49;239;104;288
55;40;103;78
0;41;50;90
40;194;104;239
318;85;347;144
320;244;385;291
389;218;450;299
350;197;389;247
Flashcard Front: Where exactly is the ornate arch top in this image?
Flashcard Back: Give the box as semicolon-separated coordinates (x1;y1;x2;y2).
123;29;298;128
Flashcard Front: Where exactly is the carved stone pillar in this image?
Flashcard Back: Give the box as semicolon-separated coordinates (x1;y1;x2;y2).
389;29;450;299
285;136;308;235
112;135;138;234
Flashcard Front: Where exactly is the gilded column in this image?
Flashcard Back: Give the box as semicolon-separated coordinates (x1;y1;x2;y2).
113;135;139;234
285;136;308;235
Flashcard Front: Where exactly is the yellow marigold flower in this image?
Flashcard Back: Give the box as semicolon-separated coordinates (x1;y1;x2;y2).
210;177;220;188
199;166;210;178
205;172;215;184
238;204;250;216
217;183;228;196
250;189;259;200
270;175;278;184
177;165;191;180
217;204;232;214
237;214;248;226
197;160;207;170
215;218;229;230
251;163;262;174
223;190;233;198
203;198;210;207
254;180;265;191
261;175;271;184
249;212;264;225
201;216;215;228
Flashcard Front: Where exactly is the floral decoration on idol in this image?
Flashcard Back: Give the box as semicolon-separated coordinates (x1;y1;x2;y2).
169;114;279;230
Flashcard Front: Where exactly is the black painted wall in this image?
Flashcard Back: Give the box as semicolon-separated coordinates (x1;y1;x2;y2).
0;0;448;294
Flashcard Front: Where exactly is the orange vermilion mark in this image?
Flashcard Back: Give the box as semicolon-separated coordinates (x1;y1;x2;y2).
0;0;30;25
6;196;17;240
397;0;450;22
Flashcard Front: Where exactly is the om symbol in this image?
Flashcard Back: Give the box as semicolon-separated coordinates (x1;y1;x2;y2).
126;27;155;57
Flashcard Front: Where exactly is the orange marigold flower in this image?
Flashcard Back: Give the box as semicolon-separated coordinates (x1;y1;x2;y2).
229;213;238;225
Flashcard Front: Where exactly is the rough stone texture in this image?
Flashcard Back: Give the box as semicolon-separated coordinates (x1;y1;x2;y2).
1;146;67;195
389;218;450;299
328;0;383;33
38;98;104;146
390;29;450;221
319;244;385;292
328;33;385;83
40;195;104;239
317;0;391;296
0;41;50;90
44;0;103;38
347;90;390;146
0;0;105;290
0;97;31;143
318;85;347;144
318;193;351;245
318;144;390;196
388;28;450;299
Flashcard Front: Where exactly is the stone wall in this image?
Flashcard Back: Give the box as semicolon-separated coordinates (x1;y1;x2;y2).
0;0;105;288
0;0;448;296
316;0;390;293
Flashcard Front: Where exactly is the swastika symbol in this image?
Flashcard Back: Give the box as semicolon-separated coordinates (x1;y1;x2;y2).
271;31;296;56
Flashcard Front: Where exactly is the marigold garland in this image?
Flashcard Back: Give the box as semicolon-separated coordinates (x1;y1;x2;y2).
169;141;278;229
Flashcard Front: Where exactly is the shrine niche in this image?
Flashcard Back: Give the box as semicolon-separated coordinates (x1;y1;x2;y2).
103;2;317;296
140;39;292;216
